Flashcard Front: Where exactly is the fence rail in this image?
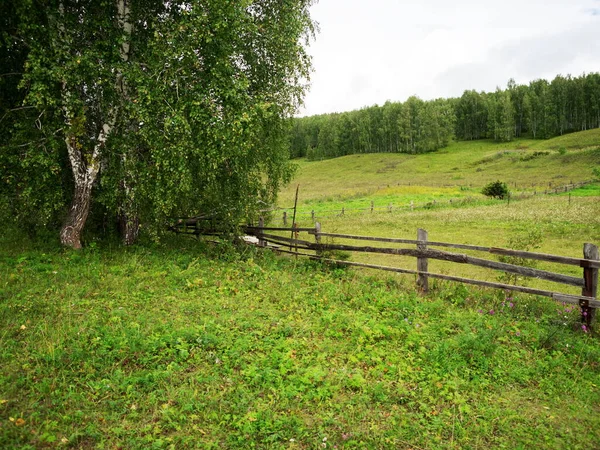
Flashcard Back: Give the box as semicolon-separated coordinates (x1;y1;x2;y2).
242;223;599;328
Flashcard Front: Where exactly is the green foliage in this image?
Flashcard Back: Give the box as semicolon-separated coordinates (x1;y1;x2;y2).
1;0;315;243
293;97;455;161
481;180;509;199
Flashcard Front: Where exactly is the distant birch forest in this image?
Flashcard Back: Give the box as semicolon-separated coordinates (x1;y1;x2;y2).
290;73;600;160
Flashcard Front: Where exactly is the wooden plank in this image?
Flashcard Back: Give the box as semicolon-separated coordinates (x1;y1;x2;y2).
312;242;583;287
294;256;600;307
244;226;316;232
312;232;497;252
417;228;428;293
490;247;600;268
553;294;600;308
256;232;315;248
311;231;600;267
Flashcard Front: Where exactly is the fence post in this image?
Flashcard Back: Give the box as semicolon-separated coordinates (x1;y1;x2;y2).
258;217;266;248
581;243;599;328
417;228;429;293
341;207;345;216
283;211;287;226
314;222;322;256
371;200;374;213
388;203;392;213
311;210;315;221
293;222;299;254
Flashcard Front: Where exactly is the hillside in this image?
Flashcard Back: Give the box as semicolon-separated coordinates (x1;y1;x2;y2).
279;129;600;207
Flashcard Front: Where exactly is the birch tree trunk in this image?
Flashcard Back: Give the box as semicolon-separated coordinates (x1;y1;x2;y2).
116;0;139;245
58;0;132;248
60;132;102;248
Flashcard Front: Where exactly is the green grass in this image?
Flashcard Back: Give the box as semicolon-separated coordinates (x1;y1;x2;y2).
530;128;600;150
280;130;600;208
562;183;600;197
276;131;600;290
1;236;599;449
2;130;600;449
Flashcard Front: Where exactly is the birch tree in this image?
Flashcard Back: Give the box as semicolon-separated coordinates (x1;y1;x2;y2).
9;0;315;248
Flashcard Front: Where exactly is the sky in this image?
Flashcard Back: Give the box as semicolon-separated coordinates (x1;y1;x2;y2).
298;0;600;116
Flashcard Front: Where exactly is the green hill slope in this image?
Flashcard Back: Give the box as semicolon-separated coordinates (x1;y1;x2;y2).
280;130;600;206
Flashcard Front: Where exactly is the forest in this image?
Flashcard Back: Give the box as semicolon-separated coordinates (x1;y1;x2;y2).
290;73;600;160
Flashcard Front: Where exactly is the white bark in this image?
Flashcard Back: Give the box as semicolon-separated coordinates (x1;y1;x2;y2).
58;0;134;248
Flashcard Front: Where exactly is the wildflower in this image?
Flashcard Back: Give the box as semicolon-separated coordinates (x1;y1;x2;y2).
489;310;495;315
478;309;483;314
509;302;514;308
582;325;588;333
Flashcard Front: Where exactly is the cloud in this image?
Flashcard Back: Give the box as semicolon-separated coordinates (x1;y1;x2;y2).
433;19;600;96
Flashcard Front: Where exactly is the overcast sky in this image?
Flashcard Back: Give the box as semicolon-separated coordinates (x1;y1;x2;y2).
299;0;600;116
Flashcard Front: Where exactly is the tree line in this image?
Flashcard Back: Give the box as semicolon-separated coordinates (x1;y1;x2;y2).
0;0;314;248
290;73;600;160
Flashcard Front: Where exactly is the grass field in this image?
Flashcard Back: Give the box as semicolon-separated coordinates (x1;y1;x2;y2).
279;129;600;210
276;131;600;294
1;236;599;449
2;130;599;449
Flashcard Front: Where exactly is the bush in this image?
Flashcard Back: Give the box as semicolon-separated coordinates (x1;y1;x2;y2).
482;180;509;199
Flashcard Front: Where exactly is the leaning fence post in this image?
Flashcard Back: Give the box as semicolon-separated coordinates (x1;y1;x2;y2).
417;228;429;293
283;211;287;226
314;222;322;257
258;217;266;248
581;243;599;328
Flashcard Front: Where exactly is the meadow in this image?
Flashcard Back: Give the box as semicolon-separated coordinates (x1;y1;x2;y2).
1;131;600;449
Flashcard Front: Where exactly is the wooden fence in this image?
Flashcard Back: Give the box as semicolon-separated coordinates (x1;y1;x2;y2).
242;223;600;328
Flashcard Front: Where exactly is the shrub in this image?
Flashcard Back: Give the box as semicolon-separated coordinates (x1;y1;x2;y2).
481;180;509;199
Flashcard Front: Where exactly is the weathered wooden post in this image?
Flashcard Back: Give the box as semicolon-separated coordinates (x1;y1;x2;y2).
311;210;315;221
581;243;599;328
341;207;345;216
258;217;266;248
283;211;287;226
314;222;322;257
370;200;374;213
417;228;429;293
388;203;392;213
292;222;299;254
